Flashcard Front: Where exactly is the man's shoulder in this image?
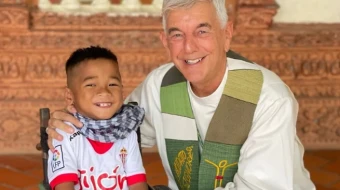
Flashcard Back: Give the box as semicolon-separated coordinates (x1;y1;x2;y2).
139;63;175;88
228;58;294;100
148;63;175;79
228;58;282;83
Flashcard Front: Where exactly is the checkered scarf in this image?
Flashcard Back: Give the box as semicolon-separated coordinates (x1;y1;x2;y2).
74;103;145;143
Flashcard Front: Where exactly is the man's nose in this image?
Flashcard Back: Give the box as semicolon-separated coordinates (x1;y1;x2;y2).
184;35;198;54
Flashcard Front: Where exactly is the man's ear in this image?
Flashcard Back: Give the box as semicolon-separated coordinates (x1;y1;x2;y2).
159;31;170;55
224;21;234;52
64;87;74;106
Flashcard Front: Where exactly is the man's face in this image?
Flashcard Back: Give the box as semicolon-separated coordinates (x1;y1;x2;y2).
66;58;123;120
161;1;232;87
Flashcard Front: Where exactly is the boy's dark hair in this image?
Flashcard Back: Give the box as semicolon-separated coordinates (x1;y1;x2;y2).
65;46;118;75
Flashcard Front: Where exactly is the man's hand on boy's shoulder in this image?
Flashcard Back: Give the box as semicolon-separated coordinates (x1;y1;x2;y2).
47;104;82;150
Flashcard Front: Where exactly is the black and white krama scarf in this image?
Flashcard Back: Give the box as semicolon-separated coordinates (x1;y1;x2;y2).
74;103;145;143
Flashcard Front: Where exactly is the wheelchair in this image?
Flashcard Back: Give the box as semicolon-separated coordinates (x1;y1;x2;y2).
36;108;171;190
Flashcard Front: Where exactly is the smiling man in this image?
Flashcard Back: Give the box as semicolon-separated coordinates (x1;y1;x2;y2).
47;1;315;190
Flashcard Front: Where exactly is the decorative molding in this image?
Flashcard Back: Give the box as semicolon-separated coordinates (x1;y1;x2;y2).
298;99;340;149
0;31;164;50
0;0;26;5
31;9;163;31
0;98;339;154
0;52;167;82
0;1;340;153
37;0;162;17
1;27;340;50
238;0;277;6
289;84;340;98
0;7;29;30
3;49;340;86
236;0;278;29
0;103;64;154
0;52;66;82
235;50;340;81
0;88;65;101
0;87;140;102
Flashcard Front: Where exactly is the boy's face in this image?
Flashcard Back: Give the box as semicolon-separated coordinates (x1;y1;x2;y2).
66;58;123;120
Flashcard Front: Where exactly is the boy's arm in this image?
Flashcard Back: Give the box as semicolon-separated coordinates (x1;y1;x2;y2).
124;131;148;189
48;126;78;189
55;182;74;190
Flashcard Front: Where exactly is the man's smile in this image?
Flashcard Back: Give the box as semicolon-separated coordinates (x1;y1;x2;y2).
184;56;206;65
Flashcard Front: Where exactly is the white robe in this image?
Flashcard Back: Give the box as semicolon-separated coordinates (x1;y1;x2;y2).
126;58;316;190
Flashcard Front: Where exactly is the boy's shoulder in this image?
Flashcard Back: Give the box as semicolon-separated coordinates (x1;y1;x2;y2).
55;122;83;142
116;130;138;144
113;130;139;151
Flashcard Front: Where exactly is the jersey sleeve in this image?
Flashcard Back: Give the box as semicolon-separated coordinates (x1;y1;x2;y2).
124;131;147;186
47;124;79;189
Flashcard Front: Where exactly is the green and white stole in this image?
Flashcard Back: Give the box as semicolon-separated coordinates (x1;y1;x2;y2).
160;51;264;190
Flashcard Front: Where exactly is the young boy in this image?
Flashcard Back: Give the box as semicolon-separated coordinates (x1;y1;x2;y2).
47;46;148;190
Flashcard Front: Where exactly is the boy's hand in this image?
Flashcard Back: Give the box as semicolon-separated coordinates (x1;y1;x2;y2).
47;104;82;150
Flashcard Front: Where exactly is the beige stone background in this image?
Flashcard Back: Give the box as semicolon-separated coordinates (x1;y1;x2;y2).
0;0;339;154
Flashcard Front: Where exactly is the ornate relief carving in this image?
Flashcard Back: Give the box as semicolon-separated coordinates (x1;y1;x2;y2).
0;53;66;82
0;88;65;101
0;31;164;50
0;52;167;82
0;110;39;144
1;2;340;153
289;84;340;98
0;0;25;5
236;8;277;29
236;0;278;29
0;7;28;30
2;29;339;51
297;99;340;149
0;103;64;154
226;0;237;22
31;10;162;30
0;52;168;103
235;50;340;81
0;87;142;101
238;0;276;6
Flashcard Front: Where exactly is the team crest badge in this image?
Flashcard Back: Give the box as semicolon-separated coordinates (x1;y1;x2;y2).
119;147;127;165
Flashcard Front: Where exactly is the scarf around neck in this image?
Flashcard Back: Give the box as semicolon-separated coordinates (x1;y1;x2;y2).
74;103;145;143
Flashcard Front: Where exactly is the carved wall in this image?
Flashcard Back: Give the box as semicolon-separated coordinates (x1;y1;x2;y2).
0;0;339;154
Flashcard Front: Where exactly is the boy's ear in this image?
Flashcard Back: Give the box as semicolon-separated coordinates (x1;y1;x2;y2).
64;88;74;106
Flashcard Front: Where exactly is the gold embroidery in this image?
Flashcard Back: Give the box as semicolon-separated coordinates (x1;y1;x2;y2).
205;159;238;188
173;146;193;190
182;146;193;189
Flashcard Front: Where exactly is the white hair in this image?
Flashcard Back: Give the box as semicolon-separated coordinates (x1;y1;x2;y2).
162;0;228;31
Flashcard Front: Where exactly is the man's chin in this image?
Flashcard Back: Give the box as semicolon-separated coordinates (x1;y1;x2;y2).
184;73;204;84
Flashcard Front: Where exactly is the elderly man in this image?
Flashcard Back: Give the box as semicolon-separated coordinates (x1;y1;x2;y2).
47;0;315;189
